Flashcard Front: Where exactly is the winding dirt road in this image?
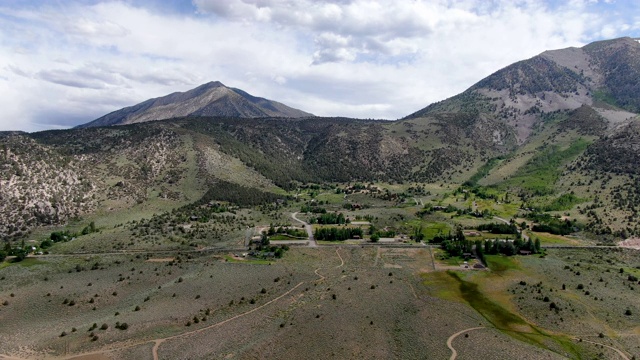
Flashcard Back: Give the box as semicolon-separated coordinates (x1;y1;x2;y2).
335;248;344;268
151;281;304;360
574;338;631;360
446;327;485;360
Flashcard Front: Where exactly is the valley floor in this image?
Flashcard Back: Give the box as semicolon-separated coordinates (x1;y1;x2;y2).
1;244;638;360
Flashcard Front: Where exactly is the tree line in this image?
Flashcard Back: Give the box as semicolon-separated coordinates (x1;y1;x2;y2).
314;227;363;241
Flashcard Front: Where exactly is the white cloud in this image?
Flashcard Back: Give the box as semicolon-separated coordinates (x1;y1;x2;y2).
0;0;638;131
65;18;130;37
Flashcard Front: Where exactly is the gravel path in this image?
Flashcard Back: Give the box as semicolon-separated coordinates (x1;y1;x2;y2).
446;327;485;360
291;212;317;247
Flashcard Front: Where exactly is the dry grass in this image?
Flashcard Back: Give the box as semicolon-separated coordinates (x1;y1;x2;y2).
1;245;639;359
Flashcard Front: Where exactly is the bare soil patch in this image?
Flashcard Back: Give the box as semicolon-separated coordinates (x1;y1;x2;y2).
619;238;640;249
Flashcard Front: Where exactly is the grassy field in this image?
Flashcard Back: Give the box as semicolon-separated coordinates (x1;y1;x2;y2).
527;231;585;245
484;254;521;272
423;222;451;240
423;247;640;359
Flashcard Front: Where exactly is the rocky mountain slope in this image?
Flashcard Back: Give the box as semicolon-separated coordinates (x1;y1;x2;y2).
2;37;640;241
78;81;313;128
405;37;640;143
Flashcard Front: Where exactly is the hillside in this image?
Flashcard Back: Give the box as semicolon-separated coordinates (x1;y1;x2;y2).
2;37;640;241
405;37;639;143
78;81;313;128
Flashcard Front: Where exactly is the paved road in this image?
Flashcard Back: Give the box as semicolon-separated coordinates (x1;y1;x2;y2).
291;212;317;247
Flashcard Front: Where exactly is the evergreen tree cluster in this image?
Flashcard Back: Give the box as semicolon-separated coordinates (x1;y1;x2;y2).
314;227;363;241
483;237;541;256
315;212;348;225
476;222;518;234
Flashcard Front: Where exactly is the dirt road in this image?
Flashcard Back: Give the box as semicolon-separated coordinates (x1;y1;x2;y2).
291;212;317;247
446;327;485;360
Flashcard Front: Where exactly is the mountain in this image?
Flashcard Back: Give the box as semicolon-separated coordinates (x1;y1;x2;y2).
78;81;313;128
405;37;640;143
5;38;640;360
2;37;640;241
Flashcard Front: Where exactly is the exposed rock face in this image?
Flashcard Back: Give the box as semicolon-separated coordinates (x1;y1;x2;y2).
405;37;640;144
0;135;97;239
78;81;313;128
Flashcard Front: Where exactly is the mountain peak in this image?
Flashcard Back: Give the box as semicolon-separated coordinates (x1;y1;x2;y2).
78;82;312;128
196;81;226;90
404;37;640;143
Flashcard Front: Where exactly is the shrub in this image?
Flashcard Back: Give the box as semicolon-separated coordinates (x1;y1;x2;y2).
625;309;632;316
100;323;108;330
577;284;584;290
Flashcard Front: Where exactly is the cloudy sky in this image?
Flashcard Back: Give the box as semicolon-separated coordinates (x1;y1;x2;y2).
0;0;639;131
